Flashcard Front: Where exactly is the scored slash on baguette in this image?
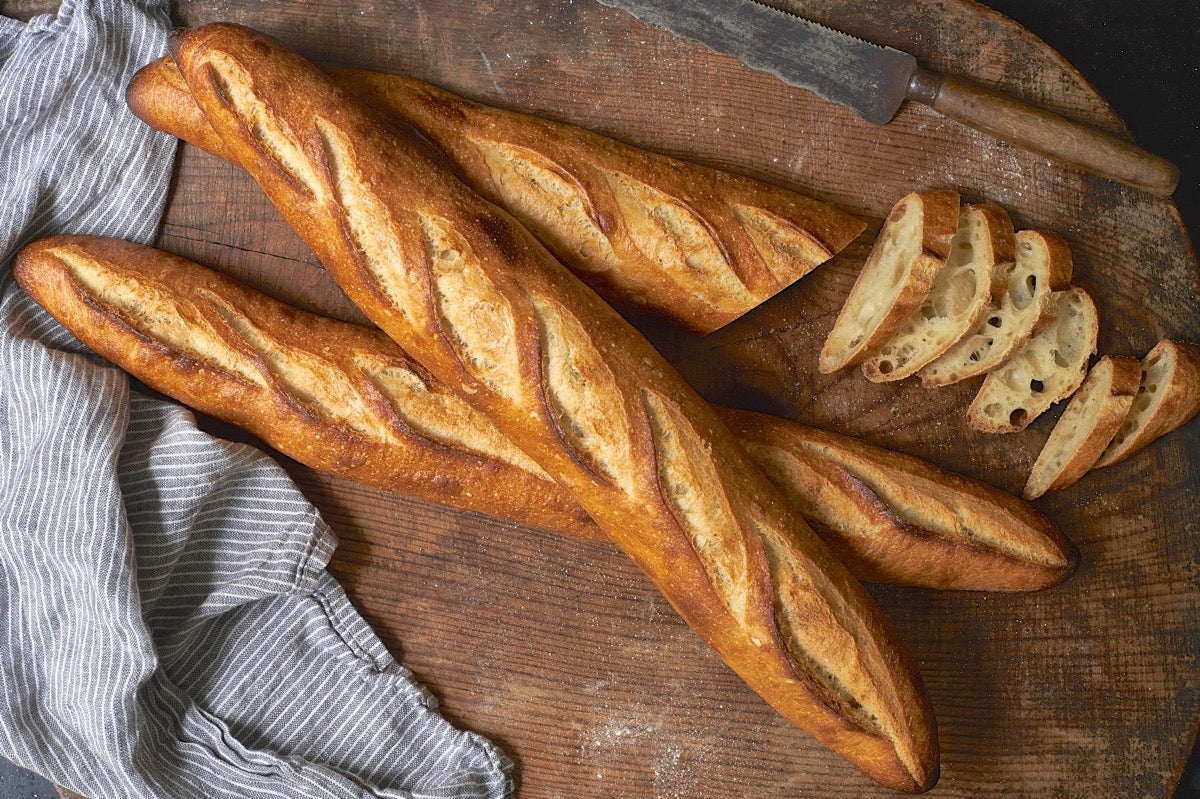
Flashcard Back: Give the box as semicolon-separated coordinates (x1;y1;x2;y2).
919;230;1074;388
168;24;938;791
863;202;1015;383
819;189;960;374
126;56;867;335
13;233;1079;594
721;407;1077;591
1023;355;1141;499
1094;339;1200;468
967;287;1099;434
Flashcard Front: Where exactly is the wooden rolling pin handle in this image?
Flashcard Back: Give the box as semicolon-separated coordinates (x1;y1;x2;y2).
906;66;1180;198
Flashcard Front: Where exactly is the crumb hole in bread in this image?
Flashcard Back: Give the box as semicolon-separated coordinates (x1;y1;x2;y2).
1030;379;1044;393
1009;408;1028;427
988;316;1002;328
1010;270;1036;310
878;360;894;374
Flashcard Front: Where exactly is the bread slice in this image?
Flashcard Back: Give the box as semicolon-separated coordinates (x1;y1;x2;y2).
966;287;1099;433
818;189;959;373
1094;339;1200;467
919;230;1074;388
862;202;1015;382
1023;355;1141;499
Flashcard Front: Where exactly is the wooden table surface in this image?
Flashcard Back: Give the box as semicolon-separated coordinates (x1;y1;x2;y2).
19;0;1200;796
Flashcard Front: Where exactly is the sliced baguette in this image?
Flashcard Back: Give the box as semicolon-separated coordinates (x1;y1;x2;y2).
919;230;1073;388
722;408;1077;592
1094;339;1200;468
863;202;1015;382
818;189;960;373
1023;355;1141;499
966;287;1099;433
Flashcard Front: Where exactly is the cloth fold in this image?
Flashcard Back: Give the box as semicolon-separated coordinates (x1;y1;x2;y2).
0;2;512;797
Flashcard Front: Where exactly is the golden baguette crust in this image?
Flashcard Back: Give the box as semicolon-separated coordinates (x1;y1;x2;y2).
819;190;960;374
723;408;1077;592
12;235;594;537
16;234;1072;595
127;55;866;334
1023;355;1141;499
172;23;938;792
1095;339;1200;468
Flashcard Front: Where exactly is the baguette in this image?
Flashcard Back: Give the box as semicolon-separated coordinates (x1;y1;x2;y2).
1094;339;1200;468
1022;355;1141;499
862;202;1015;383
920;230;1074;388
12;234;595;539
170;24;938;791
819;190;960;374
720;407;1076;591
127;56;867;335
966;287;1099;434
15;234;1075;594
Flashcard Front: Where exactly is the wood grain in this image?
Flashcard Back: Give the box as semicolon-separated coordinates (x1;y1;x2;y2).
142;1;1200;797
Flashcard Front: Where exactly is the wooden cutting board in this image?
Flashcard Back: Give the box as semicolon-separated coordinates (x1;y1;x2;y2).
150;1;1200;796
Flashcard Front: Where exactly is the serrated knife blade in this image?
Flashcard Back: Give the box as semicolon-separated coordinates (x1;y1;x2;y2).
597;0;914;125
596;0;1179;197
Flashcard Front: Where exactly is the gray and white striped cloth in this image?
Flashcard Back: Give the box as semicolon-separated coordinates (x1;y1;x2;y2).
0;2;512;797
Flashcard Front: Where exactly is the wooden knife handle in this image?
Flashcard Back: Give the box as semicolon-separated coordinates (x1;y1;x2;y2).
907;66;1179;198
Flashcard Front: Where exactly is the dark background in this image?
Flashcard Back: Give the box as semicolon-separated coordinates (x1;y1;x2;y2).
2;0;1198;797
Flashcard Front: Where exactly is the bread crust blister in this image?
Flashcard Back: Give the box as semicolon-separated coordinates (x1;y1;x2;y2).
167;23;939;792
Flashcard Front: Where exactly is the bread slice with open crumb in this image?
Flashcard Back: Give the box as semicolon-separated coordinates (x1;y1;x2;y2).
966;287;1099;433
919;230;1073;388
818;189;959;373
1094;339;1200;467
1023;355;1141;499
862;202;1014;383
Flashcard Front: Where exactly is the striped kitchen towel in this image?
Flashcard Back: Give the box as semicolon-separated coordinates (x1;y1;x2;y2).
0;2;512;798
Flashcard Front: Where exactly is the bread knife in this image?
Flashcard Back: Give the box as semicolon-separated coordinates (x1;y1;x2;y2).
596;0;1179;197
